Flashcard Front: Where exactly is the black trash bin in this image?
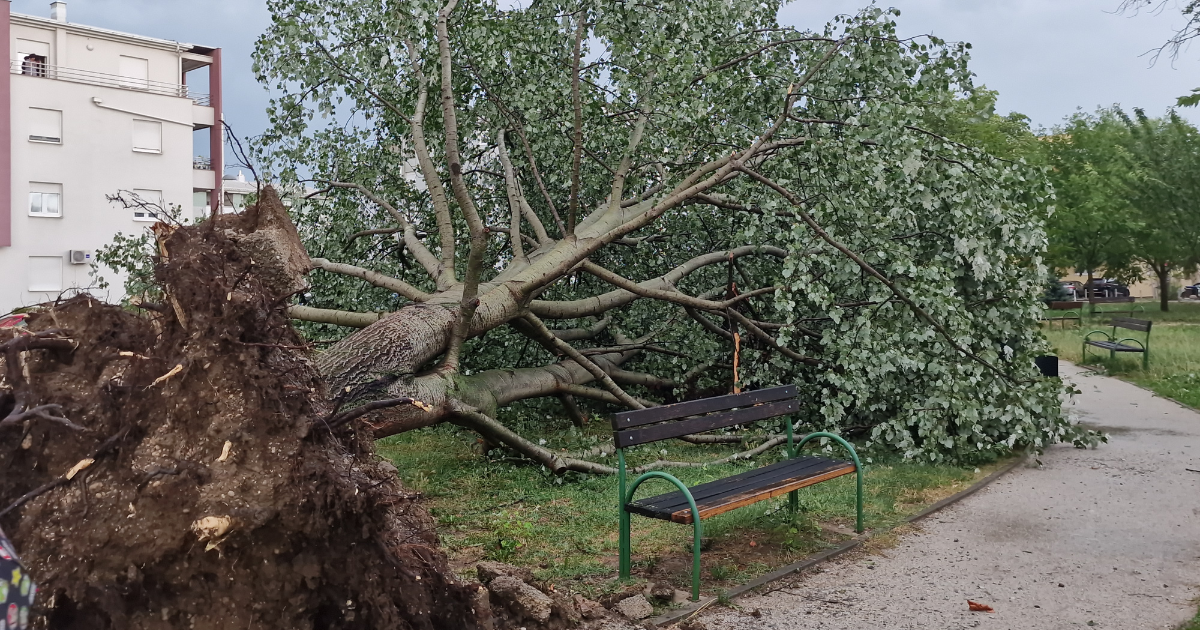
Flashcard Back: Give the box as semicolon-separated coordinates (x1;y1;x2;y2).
1035;355;1058;378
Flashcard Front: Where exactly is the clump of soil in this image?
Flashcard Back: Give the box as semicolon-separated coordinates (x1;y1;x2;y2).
0;189;485;629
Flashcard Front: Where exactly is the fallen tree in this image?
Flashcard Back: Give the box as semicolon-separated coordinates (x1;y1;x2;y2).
247;0;1099;465
247;1;1096;466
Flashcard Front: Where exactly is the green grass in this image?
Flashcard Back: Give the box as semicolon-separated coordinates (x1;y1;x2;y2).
1043;302;1200;409
377;420;997;597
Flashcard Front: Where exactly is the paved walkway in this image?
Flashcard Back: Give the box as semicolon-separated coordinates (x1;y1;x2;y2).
701;362;1200;630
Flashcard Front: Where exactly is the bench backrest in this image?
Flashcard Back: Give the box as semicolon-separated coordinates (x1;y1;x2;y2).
1110;317;1151;333
1090;296;1134;304
611;386;797;448
1048;301;1082;311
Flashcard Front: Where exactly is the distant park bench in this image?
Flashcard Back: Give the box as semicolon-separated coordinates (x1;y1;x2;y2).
1041;301;1082;328
612;386;862;602
1087;296;1145;319
1084;317;1152;368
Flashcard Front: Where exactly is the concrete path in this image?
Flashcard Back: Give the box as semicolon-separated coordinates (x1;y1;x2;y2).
700;362;1200;630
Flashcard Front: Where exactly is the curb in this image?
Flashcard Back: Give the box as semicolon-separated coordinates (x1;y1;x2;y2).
647;454;1029;628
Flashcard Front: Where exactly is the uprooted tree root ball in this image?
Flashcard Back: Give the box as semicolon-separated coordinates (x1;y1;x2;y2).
0;194;487;629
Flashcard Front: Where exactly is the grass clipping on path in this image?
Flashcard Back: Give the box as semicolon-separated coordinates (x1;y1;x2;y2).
1043;301;1200;410
379;424;1003;599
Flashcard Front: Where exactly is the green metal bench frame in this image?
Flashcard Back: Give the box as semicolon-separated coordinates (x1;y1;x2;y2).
614;388;862;602
1083;316;1152;369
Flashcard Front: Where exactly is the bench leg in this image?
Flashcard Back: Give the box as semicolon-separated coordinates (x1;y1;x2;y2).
788;489;798;515
619;508;631;580
623;471;704;601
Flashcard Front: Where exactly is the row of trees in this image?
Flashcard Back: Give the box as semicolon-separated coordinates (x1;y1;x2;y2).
1042;109;1200;311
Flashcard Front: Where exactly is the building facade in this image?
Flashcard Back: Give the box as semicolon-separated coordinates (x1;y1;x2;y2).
0;1;221;311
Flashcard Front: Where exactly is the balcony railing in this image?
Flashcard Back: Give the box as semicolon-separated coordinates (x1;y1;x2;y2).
11;59;210;105
193;156;212;170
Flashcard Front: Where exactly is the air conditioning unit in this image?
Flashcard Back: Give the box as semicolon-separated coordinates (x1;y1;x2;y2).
68;250;94;265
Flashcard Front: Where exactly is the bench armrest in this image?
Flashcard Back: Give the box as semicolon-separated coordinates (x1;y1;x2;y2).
1084;330;1112;342
794;432;863;533
1113;338;1145;351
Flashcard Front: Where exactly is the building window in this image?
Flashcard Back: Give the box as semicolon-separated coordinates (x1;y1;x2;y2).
132;120;162;153
131;189;163;221
28;256;63;292
28;183;63;217
118;55;149;90
29;108;61;143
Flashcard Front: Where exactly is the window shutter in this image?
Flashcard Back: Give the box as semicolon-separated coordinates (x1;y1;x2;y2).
28;257;63;292
132;120;161;153
15;38;50;58
118;56;149;89
28;108;61;143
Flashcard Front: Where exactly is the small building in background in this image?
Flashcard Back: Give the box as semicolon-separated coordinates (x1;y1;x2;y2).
0;1;222;311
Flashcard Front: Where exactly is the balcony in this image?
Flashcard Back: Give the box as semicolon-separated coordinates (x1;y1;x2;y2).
10;59;209;104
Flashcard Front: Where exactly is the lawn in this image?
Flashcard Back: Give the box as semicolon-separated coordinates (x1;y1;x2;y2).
1043;300;1200;409
377;417;1003;601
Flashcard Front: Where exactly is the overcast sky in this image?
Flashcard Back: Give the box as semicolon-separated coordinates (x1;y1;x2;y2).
12;0;1200;173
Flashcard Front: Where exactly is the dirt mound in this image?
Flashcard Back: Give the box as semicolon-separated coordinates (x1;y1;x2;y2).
0;189;484;629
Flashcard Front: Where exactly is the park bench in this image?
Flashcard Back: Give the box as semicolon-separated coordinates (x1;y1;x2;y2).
612;385;862;601
1041;301;1082;328
1087;296;1145;319
1083;317;1152;368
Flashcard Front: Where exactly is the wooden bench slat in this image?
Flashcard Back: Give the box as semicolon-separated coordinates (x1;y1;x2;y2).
1110;317;1151;332
630;456;841;515
626;456;855;524
681;466;856;523
612;385;797;430
615;399;798;448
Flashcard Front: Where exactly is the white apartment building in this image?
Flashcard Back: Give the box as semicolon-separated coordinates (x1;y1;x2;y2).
0;1;222;310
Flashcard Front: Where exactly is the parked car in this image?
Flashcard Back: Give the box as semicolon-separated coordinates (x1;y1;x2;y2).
1081;279;1130;299
1181;283;1200;300
1059;281;1083;301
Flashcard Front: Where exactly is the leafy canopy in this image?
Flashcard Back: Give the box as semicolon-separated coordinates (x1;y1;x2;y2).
253;0;1093;461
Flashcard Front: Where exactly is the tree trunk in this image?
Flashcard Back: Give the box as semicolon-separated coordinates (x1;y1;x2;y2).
1157;263;1171;312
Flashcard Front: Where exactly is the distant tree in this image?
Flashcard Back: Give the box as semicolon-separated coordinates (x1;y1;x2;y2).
1041;109;1141;293
1119;109;1200;310
1043;107;1200;311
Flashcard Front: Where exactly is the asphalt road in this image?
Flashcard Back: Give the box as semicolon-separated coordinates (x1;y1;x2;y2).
700;362;1200;630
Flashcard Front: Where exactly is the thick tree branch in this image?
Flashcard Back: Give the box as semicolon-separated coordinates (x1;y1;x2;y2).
580;260;777;312
450;402;616;474
550;316;612;342
287;305;383;328
568;13;588;234
497;130;527;264
522;313;645;410
529;245;786;319
435;1;488;373
404;40;457;288
311;258;432;302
